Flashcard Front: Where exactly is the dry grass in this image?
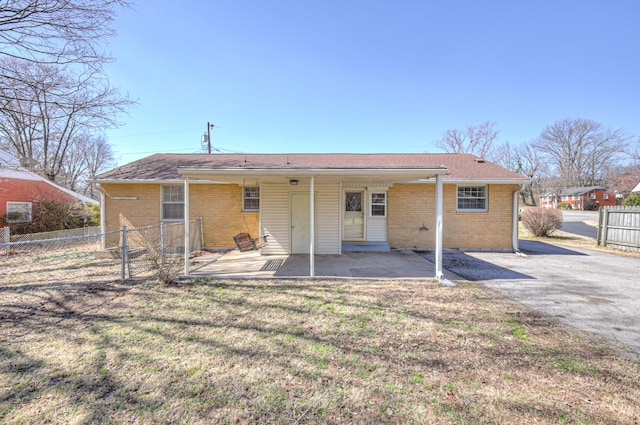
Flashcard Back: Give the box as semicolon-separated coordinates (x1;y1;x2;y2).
1;252;639;424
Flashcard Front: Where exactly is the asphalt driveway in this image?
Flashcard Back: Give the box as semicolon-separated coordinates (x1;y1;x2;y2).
427;240;640;361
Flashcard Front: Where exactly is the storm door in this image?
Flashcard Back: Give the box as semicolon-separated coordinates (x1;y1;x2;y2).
343;190;365;240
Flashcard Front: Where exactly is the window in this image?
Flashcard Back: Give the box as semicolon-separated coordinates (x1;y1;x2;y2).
561;195;569;201
572;203;580;209
6;202;32;222
572;195;580;200
604;193;609;200
457;186;487;211
370;192;386;217
161;186;184;220
590;193;596;199
243;186;260;211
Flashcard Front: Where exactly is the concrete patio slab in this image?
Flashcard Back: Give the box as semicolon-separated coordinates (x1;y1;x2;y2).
190;249;461;280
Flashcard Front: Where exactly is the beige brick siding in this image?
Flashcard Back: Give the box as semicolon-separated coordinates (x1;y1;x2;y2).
388;183;518;250
101;181;518;252
100;183;258;249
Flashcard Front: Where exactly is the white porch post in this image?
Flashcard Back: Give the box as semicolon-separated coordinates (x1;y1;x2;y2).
435;174;444;280
309;176;315;277
184;178;190;276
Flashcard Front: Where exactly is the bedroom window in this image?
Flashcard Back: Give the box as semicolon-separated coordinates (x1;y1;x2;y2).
161;186;184;220
6;202;32;222
370;192;386;217
457;186;487;211
243;186;260;211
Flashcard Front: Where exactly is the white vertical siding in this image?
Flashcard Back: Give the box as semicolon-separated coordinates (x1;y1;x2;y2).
367;216;387;241
343;184;389;243
261;181;341;255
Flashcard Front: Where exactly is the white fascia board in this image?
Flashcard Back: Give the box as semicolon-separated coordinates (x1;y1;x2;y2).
177;167;449;178
90;178;225;184
409;178;531;185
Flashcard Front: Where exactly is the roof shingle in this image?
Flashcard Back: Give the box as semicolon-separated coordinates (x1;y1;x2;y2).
95;153;527;182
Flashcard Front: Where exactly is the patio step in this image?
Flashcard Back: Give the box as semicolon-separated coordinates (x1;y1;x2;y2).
342;241;390;253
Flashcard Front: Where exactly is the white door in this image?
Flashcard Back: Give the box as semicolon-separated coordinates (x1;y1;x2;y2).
291;193;314;254
343;190;365;240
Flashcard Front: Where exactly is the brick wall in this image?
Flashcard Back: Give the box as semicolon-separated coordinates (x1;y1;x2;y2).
0;177;78;228
388;183;518;250
100;183;259;250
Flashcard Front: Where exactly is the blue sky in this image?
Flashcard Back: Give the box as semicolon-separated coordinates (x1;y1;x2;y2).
104;1;640;165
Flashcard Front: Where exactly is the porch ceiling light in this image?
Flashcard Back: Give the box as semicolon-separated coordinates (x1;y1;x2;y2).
289;179;299;186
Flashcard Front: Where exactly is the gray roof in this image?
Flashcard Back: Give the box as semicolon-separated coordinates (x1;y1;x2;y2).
561;186;608;195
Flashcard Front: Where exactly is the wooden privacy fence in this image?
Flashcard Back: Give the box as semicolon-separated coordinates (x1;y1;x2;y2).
598;206;640;252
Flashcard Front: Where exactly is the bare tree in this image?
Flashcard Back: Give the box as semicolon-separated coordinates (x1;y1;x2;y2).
0;0;130;67
435;121;498;159
0;58;132;183
514;143;542;206
60;133;114;197
533;118;629;188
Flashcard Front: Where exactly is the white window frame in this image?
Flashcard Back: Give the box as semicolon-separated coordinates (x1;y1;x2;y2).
572;195;580;201
243;186;260;211
603;193;609;200
6;202;32;223
561;195;569;201
161;185;184;221
572;203;580;209
370;192;387;217
457;185;488;212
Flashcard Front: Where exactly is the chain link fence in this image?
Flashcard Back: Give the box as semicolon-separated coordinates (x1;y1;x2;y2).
0;218;204;281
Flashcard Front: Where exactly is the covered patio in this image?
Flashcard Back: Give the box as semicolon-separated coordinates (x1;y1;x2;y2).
177;156;450;282
189;249;461;281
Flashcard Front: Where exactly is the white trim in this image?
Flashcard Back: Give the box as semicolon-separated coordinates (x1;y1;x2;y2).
6;201;32;222
184;179;190;276
435;175;443;280
369;191;387;217
310;177;315;277
456;185;488;212
160;185;185;221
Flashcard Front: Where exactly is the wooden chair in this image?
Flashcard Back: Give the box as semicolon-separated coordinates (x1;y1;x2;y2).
233;233;269;252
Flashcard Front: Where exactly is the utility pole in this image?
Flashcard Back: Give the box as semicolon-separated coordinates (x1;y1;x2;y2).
202;122;215;154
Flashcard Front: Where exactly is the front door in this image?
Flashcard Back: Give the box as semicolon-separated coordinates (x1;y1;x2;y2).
343;190;365;240
291;193;312;254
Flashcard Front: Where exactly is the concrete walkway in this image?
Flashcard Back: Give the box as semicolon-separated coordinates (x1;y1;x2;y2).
190;249;460;280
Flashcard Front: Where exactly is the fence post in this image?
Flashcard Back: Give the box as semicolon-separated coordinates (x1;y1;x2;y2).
121;225;128;279
2;227;9;255
160;222;165;261
601;208;609;247
199;217;204;251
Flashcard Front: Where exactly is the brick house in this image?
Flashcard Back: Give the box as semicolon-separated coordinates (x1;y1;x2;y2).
539;186;616;210
0;150;97;229
93;153;529;277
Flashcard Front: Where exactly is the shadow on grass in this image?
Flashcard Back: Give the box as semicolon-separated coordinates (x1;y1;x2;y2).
1;277;637;424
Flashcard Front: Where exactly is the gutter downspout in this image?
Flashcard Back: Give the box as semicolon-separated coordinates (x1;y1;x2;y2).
513;184;527;257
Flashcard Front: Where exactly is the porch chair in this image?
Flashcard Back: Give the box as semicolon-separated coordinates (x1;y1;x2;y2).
233;233;269;252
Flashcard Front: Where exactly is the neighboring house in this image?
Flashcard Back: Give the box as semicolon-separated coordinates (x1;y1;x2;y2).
0;150;97;228
93;153;529;262
539;186;616;210
633;181;640;194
